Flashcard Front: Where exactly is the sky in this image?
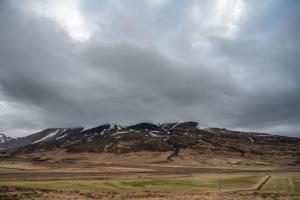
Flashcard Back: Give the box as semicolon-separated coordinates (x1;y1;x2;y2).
0;0;299;137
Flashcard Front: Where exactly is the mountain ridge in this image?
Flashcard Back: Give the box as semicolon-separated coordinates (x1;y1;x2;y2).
0;133;14;146
1;122;299;166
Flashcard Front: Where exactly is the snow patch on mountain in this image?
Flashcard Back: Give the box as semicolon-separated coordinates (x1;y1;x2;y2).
197;124;211;130
248;137;255;143
170;123;179;130
149;132;163;137
56;134;67;140
0;133;14;144
109;123;123;130
33;130;60;144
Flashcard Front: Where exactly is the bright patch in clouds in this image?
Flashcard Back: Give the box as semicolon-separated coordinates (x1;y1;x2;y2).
190;0;246;44
29;0;92;42
147;0;170;6
213;0;246;38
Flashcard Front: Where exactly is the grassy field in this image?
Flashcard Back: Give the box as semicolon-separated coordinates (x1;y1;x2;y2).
1;173;300;194
218;175;263;191
262;175;300;194
0;174;266;192
0;160;48;171
0;156;299;199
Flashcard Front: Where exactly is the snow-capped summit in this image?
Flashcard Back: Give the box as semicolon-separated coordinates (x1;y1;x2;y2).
0;133;14;144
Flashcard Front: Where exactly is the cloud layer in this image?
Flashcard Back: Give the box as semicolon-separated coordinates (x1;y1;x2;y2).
0;0;299;137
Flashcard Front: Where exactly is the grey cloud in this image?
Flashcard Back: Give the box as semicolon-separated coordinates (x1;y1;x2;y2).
0;0;299;137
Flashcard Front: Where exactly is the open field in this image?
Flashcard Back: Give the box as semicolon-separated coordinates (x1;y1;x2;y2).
262;175;300;194
1;173;299;193
0;151;299;199
1;150;299;175
0;174;265;192
0;159;300;200
0;174;300;199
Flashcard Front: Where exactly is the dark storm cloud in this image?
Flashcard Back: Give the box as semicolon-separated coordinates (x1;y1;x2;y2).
0;0;299;137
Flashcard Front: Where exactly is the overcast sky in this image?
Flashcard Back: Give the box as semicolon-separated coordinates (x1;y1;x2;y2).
0;0;299;137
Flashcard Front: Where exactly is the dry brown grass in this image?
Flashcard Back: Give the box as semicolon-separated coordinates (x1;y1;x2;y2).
0;151;299;200
16;149;292;170
1;186;300;200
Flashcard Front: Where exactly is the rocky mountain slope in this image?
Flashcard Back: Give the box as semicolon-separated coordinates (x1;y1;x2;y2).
0;128;83;150
1;122;299;165
0;133;14;146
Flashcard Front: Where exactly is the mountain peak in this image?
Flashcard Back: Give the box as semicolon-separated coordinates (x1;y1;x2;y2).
0;133;14;144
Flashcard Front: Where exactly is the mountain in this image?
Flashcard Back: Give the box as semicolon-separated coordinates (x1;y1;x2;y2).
1;122;299;165
0;133;14;146
0;128;83;150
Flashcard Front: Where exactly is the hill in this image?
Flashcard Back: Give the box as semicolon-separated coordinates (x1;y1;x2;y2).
1;122;299;166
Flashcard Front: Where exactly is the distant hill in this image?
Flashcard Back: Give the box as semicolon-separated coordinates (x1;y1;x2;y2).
1;122;299;165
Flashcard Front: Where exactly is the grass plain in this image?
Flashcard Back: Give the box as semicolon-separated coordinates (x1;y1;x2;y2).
0;151;299;199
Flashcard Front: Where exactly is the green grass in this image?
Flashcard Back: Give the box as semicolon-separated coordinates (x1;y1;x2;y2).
0;179;216;192
119;179;217;191
0;175;265;192
220;175;263;190
0;180;121;191
262;176;300;194
293;177;300;193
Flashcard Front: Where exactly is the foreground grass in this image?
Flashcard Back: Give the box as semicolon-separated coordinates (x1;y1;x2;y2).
262;176;300;194
1;174;299;193
0;160;47;171
219;175;262;190
0;175;264;192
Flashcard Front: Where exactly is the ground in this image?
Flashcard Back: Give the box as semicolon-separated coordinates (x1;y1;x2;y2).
0;150;299;199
